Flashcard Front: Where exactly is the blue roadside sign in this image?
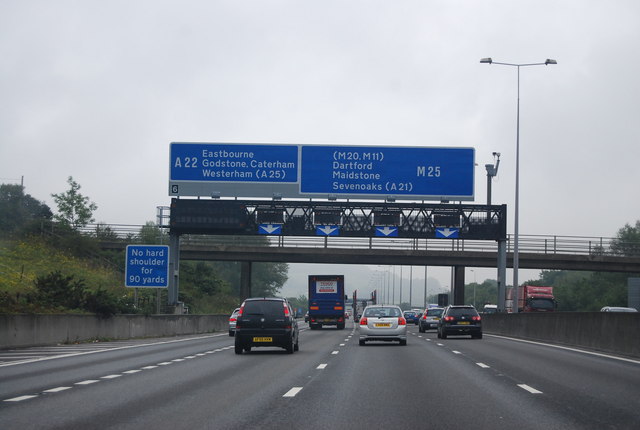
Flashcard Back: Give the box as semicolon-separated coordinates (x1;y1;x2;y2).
125;245;169;288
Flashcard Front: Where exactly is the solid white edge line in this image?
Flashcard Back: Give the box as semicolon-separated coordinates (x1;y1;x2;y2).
283;387;303;397
486;334;640;365
0;333;227;368
518;384;543;394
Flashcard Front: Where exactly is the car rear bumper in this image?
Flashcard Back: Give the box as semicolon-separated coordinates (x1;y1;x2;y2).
235;330;293;347
440;325;482;335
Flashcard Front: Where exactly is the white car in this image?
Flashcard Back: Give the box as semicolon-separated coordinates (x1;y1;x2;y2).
358;305;407;346
228;308;240;336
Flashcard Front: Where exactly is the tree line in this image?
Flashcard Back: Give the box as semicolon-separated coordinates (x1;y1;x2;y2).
0;179;288;315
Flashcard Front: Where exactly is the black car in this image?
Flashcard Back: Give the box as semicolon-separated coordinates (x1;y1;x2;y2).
437;305;482;339
234;297;300;354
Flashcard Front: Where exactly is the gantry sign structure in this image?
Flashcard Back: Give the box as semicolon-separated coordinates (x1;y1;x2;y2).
164;142;508;309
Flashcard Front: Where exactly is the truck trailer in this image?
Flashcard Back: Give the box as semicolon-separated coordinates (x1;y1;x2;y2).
506;285;557;313
308;275;346;330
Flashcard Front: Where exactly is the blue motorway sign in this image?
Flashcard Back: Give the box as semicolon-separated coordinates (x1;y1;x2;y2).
259;224;282;235
125;245;169;288
170;143;298;183
436;227;459;239
169;143;474;201
375;226;399;237
301;146;474;200
316;225;340;236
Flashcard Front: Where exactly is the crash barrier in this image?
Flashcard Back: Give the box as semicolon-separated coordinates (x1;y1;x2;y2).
483;312;640;358
0;314;229;349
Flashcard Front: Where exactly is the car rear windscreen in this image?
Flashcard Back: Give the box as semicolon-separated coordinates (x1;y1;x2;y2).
243;301;284;316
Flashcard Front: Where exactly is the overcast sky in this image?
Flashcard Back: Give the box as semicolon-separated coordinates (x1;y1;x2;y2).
2;1;639;298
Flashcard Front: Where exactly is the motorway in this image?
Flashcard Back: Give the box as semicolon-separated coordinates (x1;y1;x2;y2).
1;322;639;429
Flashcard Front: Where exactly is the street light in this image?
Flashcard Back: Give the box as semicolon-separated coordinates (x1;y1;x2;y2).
480;57;557;312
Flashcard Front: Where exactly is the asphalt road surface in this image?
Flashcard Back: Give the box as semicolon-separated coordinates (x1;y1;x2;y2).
1;321;639;429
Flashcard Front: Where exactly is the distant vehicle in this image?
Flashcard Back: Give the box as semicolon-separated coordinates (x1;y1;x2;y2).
418;307;444;332
304;311;309;322
600;306;638;312
228;308;240;336
359;305;407;346
234;298;299;354
437;305;482;339
308;275;346;330
403;310;419;325
506;285;557;312
482;304;498;314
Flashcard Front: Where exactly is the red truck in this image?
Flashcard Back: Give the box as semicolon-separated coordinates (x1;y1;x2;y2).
506;285;557;313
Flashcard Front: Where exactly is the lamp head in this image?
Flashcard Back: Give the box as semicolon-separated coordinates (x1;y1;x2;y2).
480;57;493;64
545;59;557;65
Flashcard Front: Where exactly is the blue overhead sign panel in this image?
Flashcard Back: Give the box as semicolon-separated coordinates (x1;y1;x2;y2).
170;142;299;198
169;142;474;201
301;146;474;201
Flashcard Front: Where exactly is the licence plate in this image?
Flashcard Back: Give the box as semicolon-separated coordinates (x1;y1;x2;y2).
253;337;273;342
374;323;391;327
458;321;470;325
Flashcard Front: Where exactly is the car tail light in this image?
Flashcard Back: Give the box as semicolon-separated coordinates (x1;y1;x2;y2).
338;317;344;323
359;317;368;325
398;317;407;326
229;317;236;322
309;306;319;310
283;301;290;316
238;303;245;316
444;316;455;322
421;314;427;320
472;315;482;321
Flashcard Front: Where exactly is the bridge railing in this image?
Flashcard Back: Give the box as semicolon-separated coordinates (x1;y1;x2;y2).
77;223;639;257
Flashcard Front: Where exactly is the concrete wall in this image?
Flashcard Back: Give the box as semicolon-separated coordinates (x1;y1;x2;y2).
483;312;640;358
0;314;229;349
2;313;639;358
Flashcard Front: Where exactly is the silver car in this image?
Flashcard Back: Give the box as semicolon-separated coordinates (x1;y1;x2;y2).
358;305;407;346
228;308;240;336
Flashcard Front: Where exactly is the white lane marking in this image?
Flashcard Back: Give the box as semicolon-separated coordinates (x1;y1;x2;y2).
317;363;328;369
331;351;339;355
487;334;640;365
283;387;303;397
123;369;142;374
436;343;444;346
157;362;172;366
185;355;197;359
43;387;72;393
142;365;158;369
101;374;122;379
196;353;206;356
75;380;99;385
452;350;461;354
339;343;345;347
518;384;543;394
4;395;38;402
172;359;185;362
476;363;490;368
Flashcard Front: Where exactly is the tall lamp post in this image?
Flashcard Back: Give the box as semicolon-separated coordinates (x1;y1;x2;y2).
480;57;557;312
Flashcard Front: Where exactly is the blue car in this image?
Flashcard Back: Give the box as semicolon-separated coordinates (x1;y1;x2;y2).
403;311;420;325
